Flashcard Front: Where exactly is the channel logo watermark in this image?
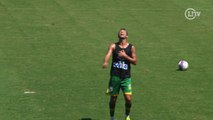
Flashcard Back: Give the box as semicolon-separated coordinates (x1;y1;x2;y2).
184;8;201;20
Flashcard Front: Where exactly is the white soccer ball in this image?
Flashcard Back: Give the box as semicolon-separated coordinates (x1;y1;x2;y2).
178;60;189;70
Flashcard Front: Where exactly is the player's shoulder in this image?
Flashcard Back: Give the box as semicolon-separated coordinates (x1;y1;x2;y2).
129;43;136;52
128;43;135;48
108;42;116;50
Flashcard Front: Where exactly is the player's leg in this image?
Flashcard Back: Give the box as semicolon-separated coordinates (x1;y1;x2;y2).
121;78;132;120
124;94;132;119
109;95;118;120
107;76;121;120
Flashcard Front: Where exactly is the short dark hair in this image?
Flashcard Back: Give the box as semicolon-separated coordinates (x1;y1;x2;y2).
119;28;128;35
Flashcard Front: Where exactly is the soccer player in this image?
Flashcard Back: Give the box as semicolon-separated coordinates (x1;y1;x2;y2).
102;28;137;120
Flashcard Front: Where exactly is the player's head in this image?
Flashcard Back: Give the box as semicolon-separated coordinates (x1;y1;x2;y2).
118;28;128;40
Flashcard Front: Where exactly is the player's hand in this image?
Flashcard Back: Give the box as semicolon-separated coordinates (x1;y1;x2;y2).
118;50;127;58
102;62;108;69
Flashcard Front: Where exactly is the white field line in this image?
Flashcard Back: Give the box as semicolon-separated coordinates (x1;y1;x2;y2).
24;91;36;94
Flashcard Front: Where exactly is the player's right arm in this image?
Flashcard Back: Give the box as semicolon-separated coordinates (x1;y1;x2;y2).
102;43;115;69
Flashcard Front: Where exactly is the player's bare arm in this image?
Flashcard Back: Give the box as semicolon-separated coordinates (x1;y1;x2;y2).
118;46;137;65
103;43;115;68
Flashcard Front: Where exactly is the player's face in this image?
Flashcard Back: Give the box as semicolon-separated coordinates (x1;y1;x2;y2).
118;30;128;39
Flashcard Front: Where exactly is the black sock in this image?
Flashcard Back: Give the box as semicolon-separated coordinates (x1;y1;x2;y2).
109;102;116;117
125;102;132;116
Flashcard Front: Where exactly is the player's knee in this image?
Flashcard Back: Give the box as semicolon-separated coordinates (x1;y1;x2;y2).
110;96;117;102
124;95;131;103
109;96;117;106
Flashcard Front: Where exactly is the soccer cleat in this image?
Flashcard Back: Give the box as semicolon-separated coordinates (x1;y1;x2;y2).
110;116;114;120
106;88;111;95
125;115;131;120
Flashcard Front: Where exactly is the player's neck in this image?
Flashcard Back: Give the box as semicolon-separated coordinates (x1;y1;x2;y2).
118;39;129;48
119;39;128;45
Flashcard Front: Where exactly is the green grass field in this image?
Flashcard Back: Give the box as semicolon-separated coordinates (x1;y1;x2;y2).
0;0;212;120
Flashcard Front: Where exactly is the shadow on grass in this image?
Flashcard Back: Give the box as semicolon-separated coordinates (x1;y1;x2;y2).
79;118;93;120
176;68;188;71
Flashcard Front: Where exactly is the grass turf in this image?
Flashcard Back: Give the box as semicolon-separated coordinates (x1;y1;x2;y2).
0;0;212;120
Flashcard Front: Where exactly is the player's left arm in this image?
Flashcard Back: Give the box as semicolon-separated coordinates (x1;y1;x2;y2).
119;46;137;65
